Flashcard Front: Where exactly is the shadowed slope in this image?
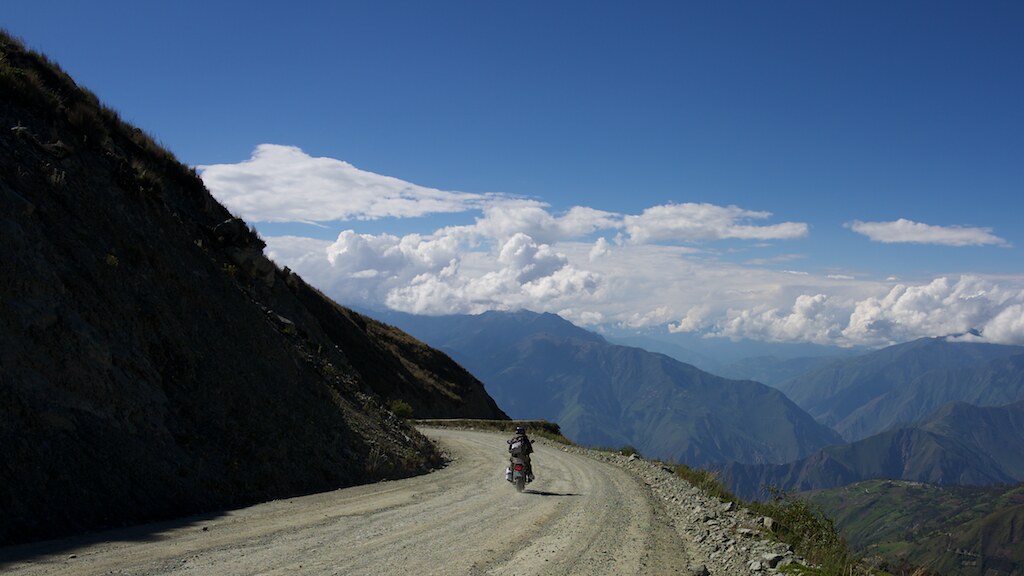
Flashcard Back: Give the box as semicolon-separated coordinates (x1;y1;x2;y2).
0;31;502;545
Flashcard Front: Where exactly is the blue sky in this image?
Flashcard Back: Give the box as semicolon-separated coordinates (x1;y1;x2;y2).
5;1;1024;347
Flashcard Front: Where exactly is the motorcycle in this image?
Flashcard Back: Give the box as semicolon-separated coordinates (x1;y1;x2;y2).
505;431;535;492
505;455;532;492
506;456;529;492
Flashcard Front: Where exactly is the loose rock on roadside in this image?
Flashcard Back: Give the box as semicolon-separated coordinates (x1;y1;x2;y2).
551;442;809;576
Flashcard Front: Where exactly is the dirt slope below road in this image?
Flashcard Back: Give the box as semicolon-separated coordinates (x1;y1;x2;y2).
0;428;697;575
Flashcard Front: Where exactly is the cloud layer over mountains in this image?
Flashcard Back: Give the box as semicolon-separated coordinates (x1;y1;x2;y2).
201;145;1024;348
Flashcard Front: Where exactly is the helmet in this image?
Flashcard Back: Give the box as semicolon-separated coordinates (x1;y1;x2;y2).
515;426;525;434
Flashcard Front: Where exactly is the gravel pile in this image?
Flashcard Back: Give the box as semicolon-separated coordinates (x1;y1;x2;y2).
556;443;810;575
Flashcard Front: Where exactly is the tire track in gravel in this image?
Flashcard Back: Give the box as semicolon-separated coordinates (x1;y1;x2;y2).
0;428;692;576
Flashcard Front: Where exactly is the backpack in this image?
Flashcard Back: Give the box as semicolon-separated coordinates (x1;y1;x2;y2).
509;437;525;456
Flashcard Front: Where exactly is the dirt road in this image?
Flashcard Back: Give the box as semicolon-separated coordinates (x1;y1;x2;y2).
0;428;693;575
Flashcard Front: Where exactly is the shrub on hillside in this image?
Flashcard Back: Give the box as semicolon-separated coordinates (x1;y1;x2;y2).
750;489;861;575
389;399;414;420
673;464;738;505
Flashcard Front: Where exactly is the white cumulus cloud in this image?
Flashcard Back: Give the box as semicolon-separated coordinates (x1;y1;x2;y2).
842;276;1024;345
469;200;621;245
624;203;808;244
982;304;1024;345
846;218;1010;247
198;144;493;222
203;145;1022;348
686;276;1024;347
711;294;846;345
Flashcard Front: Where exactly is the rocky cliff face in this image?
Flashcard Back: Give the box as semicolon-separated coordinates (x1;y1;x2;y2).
0;32;504;545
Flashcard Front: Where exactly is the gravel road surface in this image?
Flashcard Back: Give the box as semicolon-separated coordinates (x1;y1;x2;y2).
0;428;693;575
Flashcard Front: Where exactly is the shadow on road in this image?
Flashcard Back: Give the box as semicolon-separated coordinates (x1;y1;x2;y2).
0;510;227;568
524;490;580;497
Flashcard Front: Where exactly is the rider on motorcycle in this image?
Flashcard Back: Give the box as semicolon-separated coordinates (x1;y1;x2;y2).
507;425;534;482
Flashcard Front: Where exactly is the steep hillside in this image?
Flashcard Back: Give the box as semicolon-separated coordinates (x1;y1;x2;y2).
379;310;842;467
607;334;720;374
0;31;503;545
917;400;1024;478
806;480;1024;576
775;337;1024;441
720;401;1024;501
289;287;506;420
716;355;844;387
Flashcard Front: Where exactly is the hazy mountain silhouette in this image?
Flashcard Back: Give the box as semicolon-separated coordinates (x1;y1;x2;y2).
775;337;1024;441
714;355;846;387
376;309;843;467
719;400;1024;500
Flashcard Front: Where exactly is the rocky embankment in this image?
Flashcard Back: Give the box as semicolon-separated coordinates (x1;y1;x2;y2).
560;443;808;575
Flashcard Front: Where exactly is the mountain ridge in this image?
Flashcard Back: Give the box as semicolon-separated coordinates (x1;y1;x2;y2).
775;337;1024;441
719;400;1024;501
377;309;843;467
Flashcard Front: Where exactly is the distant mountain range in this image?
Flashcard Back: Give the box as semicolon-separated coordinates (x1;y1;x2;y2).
376;307;1024;498
718;400;1024;500
376;310;842;467
773;337;1024;441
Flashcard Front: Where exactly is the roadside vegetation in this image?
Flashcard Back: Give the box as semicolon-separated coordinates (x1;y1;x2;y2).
389;399;415;419
749;489;860;575
415;419;572;445
668;464;866;575
1;31;200;188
